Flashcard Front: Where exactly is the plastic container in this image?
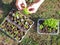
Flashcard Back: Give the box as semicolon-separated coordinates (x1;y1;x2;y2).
37;19;59;35
0;9;34;42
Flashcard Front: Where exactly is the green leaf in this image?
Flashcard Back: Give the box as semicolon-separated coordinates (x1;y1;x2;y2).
39;25;43;30
23;8;30;15
43;18;59;30
24;24;29;29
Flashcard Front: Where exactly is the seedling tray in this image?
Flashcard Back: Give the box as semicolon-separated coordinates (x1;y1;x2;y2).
37;19;59;35
0;9;34;42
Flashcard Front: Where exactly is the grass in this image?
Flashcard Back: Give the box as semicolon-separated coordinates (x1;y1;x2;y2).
21;37;39;45
0;0;60;45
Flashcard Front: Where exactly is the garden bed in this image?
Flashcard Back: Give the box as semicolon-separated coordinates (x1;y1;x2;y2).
37;18;59;35
0;9;34;42
26;0;40;6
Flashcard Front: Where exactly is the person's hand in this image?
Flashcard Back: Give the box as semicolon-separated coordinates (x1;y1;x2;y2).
16;0;27;10
28;0;44;13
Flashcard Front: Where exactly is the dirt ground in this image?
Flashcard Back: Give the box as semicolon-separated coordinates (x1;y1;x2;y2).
0;0;60;45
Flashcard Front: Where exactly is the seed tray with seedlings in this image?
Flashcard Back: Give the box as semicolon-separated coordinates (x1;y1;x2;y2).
0;9;34;42
0;19;26;42
7;10;34;31
37;18;59;35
